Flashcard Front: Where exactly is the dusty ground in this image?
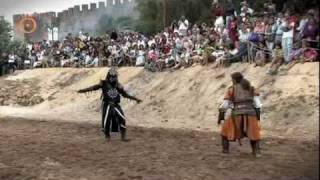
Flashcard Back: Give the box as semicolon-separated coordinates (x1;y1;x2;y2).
0;64;318;140
0;117;318;180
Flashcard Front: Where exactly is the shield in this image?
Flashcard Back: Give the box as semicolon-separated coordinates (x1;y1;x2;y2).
18;17;37;34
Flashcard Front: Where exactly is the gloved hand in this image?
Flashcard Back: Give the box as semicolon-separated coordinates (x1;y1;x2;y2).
77;89;85;93
136;99;142;104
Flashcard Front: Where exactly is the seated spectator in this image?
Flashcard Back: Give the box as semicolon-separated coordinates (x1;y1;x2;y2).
162;45;175;68
182;36;193;66
202;34;217;66
211;47;226;68
266;43;283;75
147;43;158;62
192;40;204;65
213;43;239;68
136;45;146;66
254;42;267;66
239;25;251;42
286;41;319;70
127;44;138;66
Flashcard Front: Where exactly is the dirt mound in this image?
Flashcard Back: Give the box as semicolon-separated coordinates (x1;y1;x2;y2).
0;117;318;180
0;79;44;106
0;63;318;141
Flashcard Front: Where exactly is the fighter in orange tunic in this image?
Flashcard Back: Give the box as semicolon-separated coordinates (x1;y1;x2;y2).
218;72;262;157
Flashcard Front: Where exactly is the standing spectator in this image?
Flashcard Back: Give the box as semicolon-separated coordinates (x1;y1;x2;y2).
265;17;277;52
170;20;179;34
110;29;118;41
301;12;318;41
224;0;236;28
212;1;224;18
281;11;297;64
178;16;189;37
263;0;276;15
228;15;239;48
8;52;16;72
240;1;254;17
212;1;224;30
297;14;308;39
275;13;284;43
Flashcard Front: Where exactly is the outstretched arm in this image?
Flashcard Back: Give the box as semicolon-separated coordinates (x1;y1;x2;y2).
117;85;142;103
78;83;102;93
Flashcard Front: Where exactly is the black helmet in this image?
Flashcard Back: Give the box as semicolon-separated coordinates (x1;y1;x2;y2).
106;67;118;85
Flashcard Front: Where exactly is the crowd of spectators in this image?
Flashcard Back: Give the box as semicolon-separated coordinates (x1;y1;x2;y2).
1;0;319;76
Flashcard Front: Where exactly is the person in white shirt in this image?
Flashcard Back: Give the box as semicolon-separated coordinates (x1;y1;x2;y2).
281;11;295;63
178;16;189;37
136;45;146;66
240;4;254;17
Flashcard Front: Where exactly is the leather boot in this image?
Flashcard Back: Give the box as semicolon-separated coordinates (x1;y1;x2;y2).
221;136;230;154
251;140;261;157
121;129;130;142
104;131;111;141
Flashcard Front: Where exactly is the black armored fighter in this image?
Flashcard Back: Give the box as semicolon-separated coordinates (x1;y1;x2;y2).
78;68;142;141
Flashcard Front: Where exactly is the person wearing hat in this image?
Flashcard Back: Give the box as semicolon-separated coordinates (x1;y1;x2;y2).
218;72;262;157
78;68;142;141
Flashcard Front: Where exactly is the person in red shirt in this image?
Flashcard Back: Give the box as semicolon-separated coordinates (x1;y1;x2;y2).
211;1;224;18
228;15;239;48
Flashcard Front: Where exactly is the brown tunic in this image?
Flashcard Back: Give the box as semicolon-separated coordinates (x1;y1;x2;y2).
220;86;261;141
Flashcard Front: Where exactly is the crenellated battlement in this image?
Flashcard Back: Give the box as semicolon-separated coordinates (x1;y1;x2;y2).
13;0;137;41
54;0;135;20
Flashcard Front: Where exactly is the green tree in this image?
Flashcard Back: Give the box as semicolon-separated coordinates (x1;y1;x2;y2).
97;14;137;35
0;19;25;56
134;0;213;35
114;16;135;30
0;19;12;54
135;0;163;35
97;14;115;34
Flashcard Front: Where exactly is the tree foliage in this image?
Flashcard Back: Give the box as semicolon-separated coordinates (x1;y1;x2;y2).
134;0;213;35
133;0;318;35
0;19;12;54
97;14;136;35
0;19;25;55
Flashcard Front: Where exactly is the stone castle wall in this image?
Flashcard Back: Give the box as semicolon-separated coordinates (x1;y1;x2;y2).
13;0;137;42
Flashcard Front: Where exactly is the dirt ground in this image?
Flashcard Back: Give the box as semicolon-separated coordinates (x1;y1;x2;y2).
0;64;318;180
0;117;318;180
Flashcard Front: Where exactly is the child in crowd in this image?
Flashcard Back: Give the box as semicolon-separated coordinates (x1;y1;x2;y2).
255;42;267;66
266;43;283;75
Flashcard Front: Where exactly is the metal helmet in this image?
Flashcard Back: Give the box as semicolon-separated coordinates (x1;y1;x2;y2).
106;67;118;85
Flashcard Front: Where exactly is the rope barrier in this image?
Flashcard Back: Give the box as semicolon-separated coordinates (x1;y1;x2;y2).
245;39;320;58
